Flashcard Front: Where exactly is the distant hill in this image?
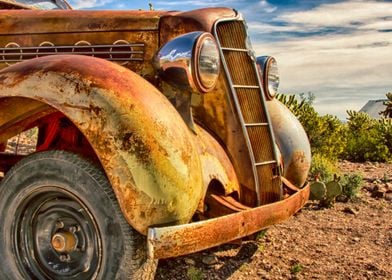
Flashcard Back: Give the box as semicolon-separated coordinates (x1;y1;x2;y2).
359;99;387;119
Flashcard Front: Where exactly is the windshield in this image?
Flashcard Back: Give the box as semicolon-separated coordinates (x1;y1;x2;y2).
15;0;69;9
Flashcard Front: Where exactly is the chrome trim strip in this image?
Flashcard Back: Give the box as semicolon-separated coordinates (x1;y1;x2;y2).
221;47;248;52
0;43;145;51
255;160;277;166
1;57;144;63
232;85;260;89
244;122;269;127
1;42;145;65
1;51;143;56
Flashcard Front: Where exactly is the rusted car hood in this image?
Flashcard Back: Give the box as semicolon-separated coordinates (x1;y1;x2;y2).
0;8;236;35
0;10;164;34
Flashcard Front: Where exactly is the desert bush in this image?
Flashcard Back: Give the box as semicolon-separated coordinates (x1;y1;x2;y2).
309;153;337;182
186;266;203;280
344;111;391;162
339;173;363;200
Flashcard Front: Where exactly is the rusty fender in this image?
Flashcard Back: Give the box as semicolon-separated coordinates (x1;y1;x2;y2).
192;124;241;202
267;99;311;188
148;183;310;259
0;55;203;234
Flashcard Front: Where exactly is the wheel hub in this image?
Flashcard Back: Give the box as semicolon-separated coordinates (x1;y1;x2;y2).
13;188;101;278
51;231;77;254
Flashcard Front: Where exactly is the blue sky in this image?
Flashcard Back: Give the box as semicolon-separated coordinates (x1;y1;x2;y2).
68;0;392;119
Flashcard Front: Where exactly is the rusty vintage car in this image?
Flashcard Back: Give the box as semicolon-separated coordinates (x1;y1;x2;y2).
0;0;311;279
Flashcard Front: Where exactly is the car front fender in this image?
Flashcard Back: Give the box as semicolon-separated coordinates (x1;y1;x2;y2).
0;55;203;234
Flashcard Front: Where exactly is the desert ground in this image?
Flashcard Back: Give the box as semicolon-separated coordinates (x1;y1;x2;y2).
155;162;392;280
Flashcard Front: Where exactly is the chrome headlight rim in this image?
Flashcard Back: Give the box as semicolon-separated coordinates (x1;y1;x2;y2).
257;56;280;100
193;33;220;93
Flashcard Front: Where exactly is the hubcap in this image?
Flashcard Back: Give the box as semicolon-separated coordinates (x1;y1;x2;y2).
13;187;101;279
51;231;77;253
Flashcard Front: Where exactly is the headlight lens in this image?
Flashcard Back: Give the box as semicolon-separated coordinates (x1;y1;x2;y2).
256;56;280;99
196;35;220;92
267;58;279;98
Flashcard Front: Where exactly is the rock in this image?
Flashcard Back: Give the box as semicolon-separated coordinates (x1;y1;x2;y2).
343;207;358;215
184;258;196;266
353;237;360;242
257;270;270;279
371;190;385;198
364;185;374;192
336;195;348;202
202;255;218;266
385;193;392;201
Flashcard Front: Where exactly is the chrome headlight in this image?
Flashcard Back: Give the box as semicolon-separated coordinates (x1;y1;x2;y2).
256;56;280;99
195;34;220;91
154;32;220;93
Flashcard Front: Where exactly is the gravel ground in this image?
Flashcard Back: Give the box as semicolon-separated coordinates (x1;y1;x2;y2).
155;162;392;280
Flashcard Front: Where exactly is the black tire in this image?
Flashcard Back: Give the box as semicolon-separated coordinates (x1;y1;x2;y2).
0;150;157;279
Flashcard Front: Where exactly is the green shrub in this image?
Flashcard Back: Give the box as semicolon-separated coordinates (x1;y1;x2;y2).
344;111;391;162
309;153;337;182
340;173;363;200
291;263;304;275
187;266;203;280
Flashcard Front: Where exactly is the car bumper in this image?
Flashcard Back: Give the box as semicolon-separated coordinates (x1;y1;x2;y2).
147;183;310;259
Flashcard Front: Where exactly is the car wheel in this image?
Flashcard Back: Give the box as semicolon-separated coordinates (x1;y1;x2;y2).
0;150;156;279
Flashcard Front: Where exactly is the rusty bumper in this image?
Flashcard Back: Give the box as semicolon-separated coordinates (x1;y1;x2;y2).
147;183;310;259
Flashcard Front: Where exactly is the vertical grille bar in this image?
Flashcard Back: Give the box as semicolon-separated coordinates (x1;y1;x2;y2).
214;19;282;204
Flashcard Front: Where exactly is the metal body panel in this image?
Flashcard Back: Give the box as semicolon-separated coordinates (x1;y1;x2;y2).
192;124;241;199
0;11;160;79
267;99;311;187
0;10;163;34
0;0;31;9
0;55;204;234
148;183;310;259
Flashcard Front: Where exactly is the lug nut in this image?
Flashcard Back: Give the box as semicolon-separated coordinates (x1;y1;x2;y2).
55;221;64;229
69;225;80;233
59;254;70;262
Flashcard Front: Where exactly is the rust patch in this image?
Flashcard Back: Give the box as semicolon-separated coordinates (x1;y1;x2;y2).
121;131;151;165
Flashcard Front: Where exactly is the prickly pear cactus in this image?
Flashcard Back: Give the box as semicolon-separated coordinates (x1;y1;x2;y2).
326;181;342;200
310;181;326;201
321;181;342;207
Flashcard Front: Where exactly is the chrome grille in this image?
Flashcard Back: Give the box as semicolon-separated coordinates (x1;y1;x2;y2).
214;19;281;204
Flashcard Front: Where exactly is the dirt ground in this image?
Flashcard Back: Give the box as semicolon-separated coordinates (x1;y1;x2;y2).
155;162;392;280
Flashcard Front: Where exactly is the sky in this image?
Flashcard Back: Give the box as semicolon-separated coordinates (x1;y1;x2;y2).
67;0;392;119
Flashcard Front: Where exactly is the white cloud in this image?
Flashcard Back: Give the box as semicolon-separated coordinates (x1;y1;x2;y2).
277;0;392;29
69;0;114;9
155;0;236;7
248;21;300;33
250;0;392;119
